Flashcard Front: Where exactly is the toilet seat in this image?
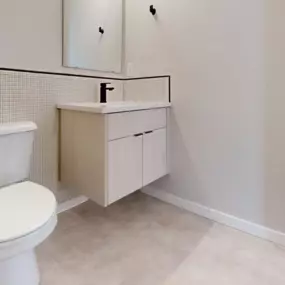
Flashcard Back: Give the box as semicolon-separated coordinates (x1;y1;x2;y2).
0;181;57;243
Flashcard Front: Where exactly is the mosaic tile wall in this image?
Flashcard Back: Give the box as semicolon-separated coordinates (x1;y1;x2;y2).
124;77;169;102
0;71;168;203
0;71;123;202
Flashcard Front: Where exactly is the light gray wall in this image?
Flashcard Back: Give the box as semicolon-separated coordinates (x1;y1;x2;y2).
264;1;285;231
125;0;285;233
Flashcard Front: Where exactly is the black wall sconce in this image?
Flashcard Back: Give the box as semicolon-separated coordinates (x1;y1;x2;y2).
99;27;104;35
150;5;157;16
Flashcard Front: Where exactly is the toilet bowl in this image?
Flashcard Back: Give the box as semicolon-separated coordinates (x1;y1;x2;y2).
0;122;58;285
0;182;57;285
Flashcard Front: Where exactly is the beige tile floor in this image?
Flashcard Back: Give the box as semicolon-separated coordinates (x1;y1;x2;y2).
37;192;285;285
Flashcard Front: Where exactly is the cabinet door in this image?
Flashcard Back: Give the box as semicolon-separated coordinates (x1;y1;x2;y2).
108;135;143;205
143;128;167;187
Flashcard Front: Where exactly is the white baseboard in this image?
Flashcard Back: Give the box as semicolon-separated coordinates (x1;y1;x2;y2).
57;195;89;214
142;188;285;247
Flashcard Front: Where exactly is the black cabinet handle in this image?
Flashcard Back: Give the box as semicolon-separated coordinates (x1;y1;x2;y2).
145;131;154;134
134;133;143;137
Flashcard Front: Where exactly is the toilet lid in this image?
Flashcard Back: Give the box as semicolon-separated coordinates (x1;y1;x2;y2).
0;181;57;243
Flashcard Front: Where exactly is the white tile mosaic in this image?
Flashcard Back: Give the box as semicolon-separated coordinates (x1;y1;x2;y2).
0;71;123;201
0;70;168;202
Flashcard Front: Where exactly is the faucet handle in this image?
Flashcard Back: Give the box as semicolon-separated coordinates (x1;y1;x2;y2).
100;82;111;87
101;82;114;91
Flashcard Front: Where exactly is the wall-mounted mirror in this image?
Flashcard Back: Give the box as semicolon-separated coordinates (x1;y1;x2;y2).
63;0;123;73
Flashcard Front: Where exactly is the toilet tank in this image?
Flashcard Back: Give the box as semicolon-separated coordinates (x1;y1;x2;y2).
0;122;37;188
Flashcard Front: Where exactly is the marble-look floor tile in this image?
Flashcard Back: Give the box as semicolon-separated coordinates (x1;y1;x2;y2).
164;224;285;285
37;192;212;285
38;194;285;285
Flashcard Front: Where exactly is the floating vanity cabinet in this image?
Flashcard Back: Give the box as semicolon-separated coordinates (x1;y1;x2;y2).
58;104;170;207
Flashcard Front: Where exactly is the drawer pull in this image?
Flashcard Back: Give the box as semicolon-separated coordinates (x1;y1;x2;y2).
134;133;143;137
145;131;154;134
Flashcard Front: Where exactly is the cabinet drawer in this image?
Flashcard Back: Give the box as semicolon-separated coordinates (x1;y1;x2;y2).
108;108;166;141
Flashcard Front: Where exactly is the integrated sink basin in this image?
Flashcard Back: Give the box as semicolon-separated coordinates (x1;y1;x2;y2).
57;101;171;114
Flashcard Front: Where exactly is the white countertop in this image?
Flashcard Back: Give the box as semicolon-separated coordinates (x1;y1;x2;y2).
57;101;171;114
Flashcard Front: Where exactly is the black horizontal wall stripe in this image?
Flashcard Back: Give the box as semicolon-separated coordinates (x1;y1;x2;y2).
0;67;172;102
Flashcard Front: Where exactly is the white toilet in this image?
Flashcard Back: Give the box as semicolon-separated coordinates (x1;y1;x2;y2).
0;122;57;285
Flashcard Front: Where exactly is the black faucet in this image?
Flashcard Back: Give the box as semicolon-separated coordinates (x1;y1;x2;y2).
100;83;115;103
